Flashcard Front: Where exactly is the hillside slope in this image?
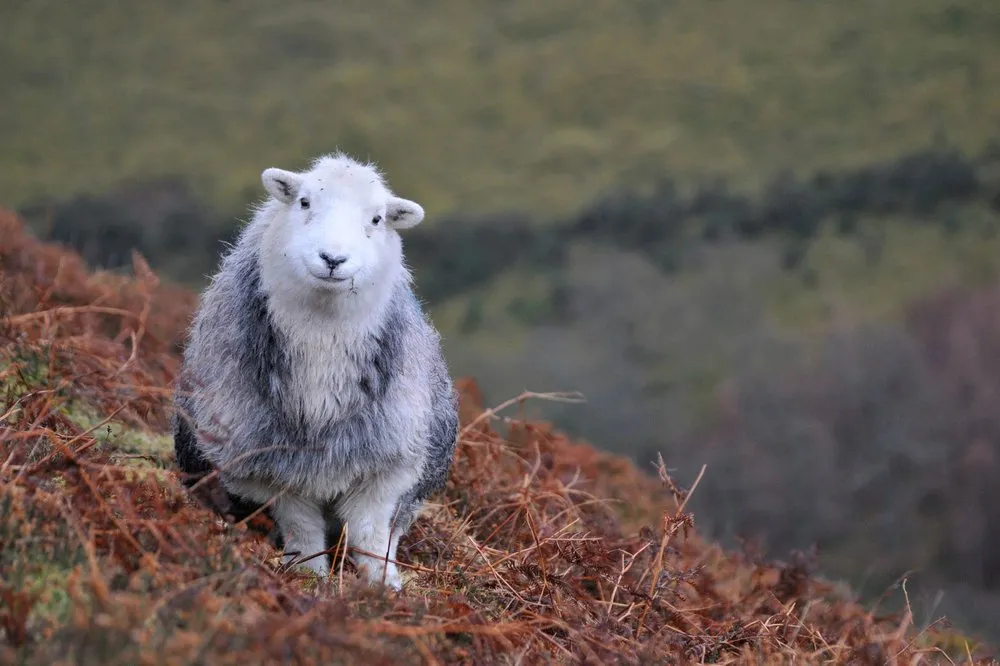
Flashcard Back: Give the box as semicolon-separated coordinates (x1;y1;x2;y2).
5;0;999;218
0;212;993;663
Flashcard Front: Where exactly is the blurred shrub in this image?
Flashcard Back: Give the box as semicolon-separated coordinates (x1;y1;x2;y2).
689;281;1000;638
696;323;948;565
17;177;222;281
405;212;566;302
907;284;1000;591
28;194;147;270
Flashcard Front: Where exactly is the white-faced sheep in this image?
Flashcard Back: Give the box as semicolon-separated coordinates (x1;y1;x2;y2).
172;153;459;590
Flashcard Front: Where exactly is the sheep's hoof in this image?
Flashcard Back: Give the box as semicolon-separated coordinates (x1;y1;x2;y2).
383;577;403;592
372;571;403;592
282;556;330;580
296;565;330;580
358;565;404;592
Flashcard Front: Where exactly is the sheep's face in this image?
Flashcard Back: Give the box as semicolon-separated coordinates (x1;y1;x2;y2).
260;156;424;295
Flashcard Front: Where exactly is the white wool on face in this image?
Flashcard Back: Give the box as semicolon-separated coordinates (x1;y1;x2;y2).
253;154;417;428
260;154;408;312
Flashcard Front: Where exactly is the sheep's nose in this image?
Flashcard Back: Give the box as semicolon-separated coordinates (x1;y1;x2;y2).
319;252;348;270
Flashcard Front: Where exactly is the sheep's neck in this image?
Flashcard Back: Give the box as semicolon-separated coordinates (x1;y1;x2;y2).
272;286;391;339
265;282;401;426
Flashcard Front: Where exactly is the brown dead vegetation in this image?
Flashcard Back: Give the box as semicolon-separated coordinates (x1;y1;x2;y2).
0;209;993;664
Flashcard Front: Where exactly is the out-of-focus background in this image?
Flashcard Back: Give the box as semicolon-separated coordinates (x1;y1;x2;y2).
5;0;1000;640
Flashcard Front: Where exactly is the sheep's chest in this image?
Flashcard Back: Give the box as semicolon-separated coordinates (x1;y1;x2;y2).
282;328;373;428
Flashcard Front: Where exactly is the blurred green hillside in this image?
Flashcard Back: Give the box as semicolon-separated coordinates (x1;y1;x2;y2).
4;0;999;219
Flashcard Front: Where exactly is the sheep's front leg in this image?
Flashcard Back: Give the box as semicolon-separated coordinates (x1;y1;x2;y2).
386;498;420;576
338;475;415;591
272;495;329;578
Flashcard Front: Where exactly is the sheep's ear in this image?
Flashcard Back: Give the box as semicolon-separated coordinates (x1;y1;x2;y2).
386;197;424;230
261;168;303;203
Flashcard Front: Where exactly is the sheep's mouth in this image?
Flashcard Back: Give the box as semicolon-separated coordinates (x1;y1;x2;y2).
313;273;357;289
306;264;355;285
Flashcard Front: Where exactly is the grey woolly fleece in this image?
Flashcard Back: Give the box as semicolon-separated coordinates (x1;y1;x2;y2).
172;210;458;573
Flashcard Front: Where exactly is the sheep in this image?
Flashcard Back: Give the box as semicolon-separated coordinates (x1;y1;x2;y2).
171;152;459;590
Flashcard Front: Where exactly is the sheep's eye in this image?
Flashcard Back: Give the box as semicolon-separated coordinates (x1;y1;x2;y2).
299;197;310;210
371;215;382;225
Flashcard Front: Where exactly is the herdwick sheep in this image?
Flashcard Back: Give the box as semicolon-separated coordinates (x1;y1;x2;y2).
172;153;459;590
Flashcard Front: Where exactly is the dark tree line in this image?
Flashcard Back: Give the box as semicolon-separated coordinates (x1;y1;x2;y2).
16;141;1000;303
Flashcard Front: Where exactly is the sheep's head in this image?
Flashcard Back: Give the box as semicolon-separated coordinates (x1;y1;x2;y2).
259;153;424;295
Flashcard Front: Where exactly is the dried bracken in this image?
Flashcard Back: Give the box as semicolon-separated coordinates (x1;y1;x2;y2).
0;209;994;664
